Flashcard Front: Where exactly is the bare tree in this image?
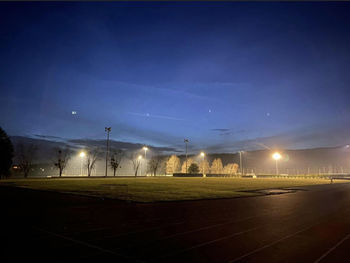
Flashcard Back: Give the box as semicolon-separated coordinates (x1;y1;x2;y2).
148;156;162;176
17;143;37;178
158;156;168;176
85;148;99;177
54;147;71;177
110;149;123;177
130;152;142;177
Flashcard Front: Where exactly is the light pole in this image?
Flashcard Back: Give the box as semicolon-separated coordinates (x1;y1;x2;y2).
105;127;111;177
79;151;85;176
200;152;206;176
239;151;243;175
184;139;189;173
143;146;148;176
272;152;282;175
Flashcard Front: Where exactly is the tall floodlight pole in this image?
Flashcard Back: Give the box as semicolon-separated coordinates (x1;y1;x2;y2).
143;146;148;176
239;151;243;175
184;139;189;173
105;127;111;177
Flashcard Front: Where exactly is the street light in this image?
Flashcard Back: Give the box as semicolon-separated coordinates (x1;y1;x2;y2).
200;152;206;176
142;146;148;176
105;127;111;177
79;151;85;176
272;152;282;175
238;151;244;175
184;139;189;173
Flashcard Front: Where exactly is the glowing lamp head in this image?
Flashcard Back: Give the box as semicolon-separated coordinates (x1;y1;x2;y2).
138;155;142;160
200;152;205;157
79;152;86;158
143;146;148;151
272;152;282;160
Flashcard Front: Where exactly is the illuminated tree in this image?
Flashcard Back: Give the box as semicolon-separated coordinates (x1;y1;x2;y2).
54;147;71;177
199;159;210;174
181;158;195;173
0;127;13;178
223;163;239;176
188;163;200;174
166;155;180;174
210;158;223;174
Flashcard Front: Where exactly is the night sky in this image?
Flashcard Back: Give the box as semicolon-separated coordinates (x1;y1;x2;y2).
1;2;350;153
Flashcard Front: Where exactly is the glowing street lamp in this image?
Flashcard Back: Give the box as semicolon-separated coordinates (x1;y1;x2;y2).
272;152;282;175
200;152;206;175
79;151;85;176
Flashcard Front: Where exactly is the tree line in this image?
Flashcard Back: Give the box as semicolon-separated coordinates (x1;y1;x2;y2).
0;126;239;178
165;155;239;175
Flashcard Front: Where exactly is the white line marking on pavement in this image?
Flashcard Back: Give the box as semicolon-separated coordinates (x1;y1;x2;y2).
313;233;350;263
153;226;261;261
228;223;319;263
33;227;143;263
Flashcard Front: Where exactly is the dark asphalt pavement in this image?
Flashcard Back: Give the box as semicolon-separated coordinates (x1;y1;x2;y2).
2;183;350;262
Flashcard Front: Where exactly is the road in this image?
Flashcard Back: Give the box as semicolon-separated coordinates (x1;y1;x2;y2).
2;183;350;262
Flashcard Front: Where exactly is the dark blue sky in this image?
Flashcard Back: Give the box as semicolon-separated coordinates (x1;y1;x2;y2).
1;2;350;153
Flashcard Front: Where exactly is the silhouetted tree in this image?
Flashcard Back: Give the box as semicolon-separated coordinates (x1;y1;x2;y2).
54;147;71;177
85;148;99;177
188;163;200;174
110;149;123;177
148;156;162;176
0;127;14;178
181;158;196;173
17;143;37;178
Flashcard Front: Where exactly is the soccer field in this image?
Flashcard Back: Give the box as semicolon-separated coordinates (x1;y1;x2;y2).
1;177;347;202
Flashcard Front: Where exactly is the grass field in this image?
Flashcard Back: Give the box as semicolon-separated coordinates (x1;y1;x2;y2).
1;177;347;202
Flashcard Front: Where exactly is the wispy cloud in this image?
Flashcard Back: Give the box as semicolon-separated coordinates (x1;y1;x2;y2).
211;128;230;132
128;112;185;121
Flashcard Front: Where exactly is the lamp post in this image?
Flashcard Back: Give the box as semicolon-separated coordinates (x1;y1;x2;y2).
142;146;148;176
200;152;206;176
79;151;85;176
105;127;111;177
184;139;189;173
272;152;282;175
239;151;243;175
